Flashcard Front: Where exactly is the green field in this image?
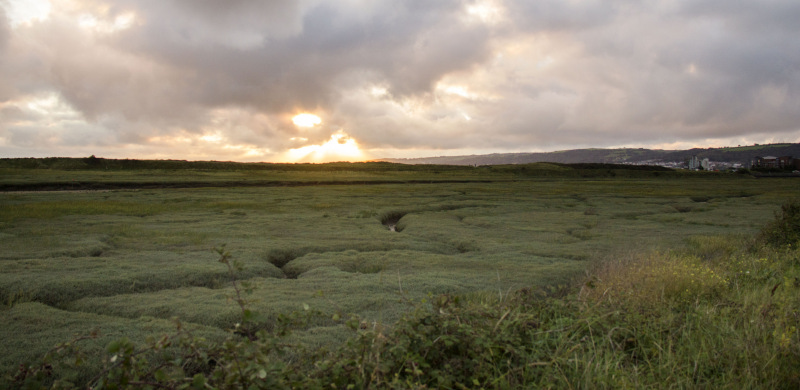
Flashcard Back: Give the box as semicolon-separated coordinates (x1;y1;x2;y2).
1;161;798;387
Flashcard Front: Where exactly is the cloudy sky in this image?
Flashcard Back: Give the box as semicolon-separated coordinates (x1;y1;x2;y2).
1;0;799;162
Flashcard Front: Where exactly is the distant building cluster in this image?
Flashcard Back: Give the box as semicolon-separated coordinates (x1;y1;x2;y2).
687;156;710;170
674;155;745;171
678;155;800;172
625;154;799;172
624;159;741;170
750;156;799;170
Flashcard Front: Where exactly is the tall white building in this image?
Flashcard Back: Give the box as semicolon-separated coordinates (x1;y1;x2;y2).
688;155;699;169
700;158;710;170
687;156;710;170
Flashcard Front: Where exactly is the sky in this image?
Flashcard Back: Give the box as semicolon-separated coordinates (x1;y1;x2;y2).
1;0;799;163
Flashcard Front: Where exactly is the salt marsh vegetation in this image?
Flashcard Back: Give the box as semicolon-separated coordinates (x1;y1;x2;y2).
1;161;798;387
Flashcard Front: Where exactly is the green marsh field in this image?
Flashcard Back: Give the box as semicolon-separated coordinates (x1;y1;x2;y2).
1;160;799;388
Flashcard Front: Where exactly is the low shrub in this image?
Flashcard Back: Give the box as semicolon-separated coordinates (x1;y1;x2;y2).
758;199;800;248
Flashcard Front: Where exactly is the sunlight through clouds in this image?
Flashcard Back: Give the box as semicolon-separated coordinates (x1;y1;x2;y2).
292;113;322;128
199;133;223;143
77;11;136;33
463;0;506;25
370;86;389;98
287;130;366;162
13;92;84;126
438;84;481;100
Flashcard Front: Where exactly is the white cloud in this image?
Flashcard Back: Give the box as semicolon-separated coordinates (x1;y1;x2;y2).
2;0;52;28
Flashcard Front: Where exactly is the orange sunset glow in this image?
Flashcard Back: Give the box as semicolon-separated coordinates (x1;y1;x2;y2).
287;131;366;163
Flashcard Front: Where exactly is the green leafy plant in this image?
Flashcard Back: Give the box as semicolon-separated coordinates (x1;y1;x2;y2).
758;199;800;247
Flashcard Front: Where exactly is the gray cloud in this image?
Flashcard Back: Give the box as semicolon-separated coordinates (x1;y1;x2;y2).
5;0;490;144
0;5;15;102
1;0;799;161
505;0;619;33
0;5;8;49
116;0;490;111
681;0;800;33
499;1;800;145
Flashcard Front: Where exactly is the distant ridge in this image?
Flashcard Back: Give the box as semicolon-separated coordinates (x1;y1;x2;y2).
382;143;800;166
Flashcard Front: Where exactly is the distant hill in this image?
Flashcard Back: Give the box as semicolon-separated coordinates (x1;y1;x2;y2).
382;143;800;167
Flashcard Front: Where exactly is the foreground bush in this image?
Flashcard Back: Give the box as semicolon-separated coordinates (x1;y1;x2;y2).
7;203;800;389
758;198;800;248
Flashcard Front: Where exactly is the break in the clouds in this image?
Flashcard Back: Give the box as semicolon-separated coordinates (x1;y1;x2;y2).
1;0;799;162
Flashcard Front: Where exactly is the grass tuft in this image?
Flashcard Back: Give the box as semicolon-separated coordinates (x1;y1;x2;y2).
583;251;728;309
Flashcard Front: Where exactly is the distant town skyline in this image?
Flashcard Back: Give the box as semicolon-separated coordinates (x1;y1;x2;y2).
2;0;799;162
